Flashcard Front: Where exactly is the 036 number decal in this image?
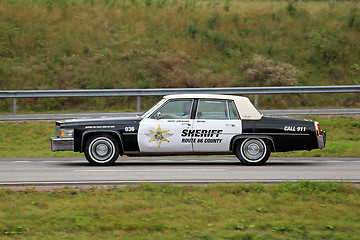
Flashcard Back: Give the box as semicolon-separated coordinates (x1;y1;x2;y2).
125;126;135;132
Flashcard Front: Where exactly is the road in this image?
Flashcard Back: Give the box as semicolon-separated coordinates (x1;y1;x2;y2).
0;157;359;186
1;108;359;121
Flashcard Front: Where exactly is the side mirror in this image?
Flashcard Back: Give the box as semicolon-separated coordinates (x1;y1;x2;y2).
155;112;162;120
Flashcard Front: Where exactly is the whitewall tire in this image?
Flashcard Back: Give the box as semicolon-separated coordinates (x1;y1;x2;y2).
235;138;270;166
84;134;119;166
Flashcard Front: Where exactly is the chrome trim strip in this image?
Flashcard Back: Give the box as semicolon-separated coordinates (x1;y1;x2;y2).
245;133;310;136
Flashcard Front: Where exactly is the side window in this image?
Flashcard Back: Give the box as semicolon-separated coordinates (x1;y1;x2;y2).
228;101;240;120
196;99;228;120
150;100;193;119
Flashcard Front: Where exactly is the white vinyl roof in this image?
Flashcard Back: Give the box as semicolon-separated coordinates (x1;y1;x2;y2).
164;94;263;120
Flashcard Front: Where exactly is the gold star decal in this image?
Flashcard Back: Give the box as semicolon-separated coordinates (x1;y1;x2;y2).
145;124;173;147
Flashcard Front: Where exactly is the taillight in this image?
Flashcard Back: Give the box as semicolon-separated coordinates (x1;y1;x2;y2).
315;122;322;136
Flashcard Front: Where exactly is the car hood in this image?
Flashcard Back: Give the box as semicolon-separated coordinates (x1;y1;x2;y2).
56;116;143;127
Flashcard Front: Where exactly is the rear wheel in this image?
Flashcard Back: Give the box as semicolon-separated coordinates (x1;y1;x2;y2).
84;134;119;166
235;138;270;166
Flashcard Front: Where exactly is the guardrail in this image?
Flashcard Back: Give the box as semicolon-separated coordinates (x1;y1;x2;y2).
1;85;359;114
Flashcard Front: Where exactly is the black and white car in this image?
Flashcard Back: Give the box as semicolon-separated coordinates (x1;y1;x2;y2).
50;94;326;166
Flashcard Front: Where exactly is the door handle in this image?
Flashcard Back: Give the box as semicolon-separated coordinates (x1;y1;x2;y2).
226;124;235;127
182;123;191;126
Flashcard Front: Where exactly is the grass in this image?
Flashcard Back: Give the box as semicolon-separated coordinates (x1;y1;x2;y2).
0;182;359;239
0;0;359;113
0;117;359;158
0;121;82;158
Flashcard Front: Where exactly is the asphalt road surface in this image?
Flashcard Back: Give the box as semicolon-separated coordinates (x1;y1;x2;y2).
0;157;359;186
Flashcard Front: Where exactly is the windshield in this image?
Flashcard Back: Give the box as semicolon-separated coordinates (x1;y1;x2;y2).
141;98;167;118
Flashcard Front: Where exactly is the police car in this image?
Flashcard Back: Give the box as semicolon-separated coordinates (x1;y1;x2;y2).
50;94;326;166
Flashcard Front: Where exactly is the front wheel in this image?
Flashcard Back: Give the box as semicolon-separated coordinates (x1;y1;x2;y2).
84;134;119;166
235;138;270;166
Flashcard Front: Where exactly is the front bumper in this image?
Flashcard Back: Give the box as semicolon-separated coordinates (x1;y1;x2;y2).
318;131;326;149
50;137;74;151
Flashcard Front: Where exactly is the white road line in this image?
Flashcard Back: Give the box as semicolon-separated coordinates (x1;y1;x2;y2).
74;168;227;172
304;160;360;163
41;161;67;163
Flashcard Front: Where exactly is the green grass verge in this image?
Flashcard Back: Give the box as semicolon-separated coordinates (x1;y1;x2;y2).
0;117;359;158
0;182;359;239
0;121;82;158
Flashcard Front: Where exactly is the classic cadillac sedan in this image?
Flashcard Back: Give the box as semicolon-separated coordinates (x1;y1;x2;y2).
50;94;326;166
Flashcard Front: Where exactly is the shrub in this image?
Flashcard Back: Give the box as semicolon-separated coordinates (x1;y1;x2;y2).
347;8;357;28
286;2;297;17
187;24;198;39
240;54;301;87
310;38;339;65
145;52;193;88
223;0;230;12
144;52;224;88
145;0;152;7
207;12;221;30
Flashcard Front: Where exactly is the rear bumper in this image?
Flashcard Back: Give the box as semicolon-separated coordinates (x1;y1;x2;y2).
318;131;326;149
50;137;74;151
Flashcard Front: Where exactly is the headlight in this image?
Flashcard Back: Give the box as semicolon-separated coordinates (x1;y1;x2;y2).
60;128;74;138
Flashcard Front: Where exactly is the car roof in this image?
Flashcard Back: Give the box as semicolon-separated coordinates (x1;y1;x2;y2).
165;94;245;100
164;94;263;120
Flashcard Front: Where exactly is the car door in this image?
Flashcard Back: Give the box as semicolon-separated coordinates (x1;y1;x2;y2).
191;99;241;152
138;99;194;153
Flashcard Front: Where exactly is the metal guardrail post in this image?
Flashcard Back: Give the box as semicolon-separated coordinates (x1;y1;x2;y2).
137;96;141;112
254;95;258;108
13;98;17;115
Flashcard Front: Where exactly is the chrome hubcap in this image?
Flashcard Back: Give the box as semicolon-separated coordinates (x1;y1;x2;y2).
96;144;109;156
242;139;265;162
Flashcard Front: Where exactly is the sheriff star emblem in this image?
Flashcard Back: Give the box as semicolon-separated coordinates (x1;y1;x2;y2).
145;124;173;147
